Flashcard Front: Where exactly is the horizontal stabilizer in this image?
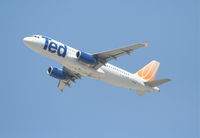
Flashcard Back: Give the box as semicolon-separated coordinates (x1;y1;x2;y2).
136;91;146;96
144;78;171;87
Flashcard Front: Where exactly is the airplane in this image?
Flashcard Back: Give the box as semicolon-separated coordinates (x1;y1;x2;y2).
23;35;171;95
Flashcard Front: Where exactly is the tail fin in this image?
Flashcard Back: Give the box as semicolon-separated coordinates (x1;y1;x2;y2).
136;60;160;82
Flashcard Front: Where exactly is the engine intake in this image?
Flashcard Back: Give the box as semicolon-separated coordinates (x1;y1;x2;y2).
47;66;69;80
76;51;97;64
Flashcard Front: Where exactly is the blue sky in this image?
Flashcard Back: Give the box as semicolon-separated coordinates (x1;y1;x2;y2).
0;0;199;138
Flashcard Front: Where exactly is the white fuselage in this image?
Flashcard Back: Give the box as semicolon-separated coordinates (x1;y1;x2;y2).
23;36;158;92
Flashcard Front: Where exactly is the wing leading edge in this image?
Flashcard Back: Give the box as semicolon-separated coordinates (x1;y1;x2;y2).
92;43;148;69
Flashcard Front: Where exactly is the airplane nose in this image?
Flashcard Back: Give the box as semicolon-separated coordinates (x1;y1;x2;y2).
23;37;33;46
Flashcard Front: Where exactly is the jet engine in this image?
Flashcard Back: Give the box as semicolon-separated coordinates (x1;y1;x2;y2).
76;51;97;64
47;66;69;80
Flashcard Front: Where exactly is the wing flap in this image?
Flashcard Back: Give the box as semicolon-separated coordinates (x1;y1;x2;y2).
57;80;70;92
57;66;82;92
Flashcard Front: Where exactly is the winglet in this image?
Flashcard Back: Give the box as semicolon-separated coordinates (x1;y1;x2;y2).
144;43;149;47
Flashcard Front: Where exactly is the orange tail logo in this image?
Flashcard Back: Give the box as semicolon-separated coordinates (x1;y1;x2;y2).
137;61;160;81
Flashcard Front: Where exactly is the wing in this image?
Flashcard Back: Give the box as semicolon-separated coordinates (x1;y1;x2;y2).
92;43;148;69
57;66;81;92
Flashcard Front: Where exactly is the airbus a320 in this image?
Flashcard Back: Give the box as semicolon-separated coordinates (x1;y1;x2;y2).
23;35;171;95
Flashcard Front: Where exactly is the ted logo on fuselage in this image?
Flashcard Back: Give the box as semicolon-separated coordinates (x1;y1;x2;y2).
42;36;67;58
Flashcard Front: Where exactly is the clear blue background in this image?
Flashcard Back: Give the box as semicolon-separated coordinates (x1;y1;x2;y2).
0;0;199;138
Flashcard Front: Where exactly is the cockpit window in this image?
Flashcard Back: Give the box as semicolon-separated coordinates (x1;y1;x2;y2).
32;35;40;38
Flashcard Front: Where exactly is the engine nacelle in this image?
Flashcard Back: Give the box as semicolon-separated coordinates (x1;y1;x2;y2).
47;66;69;80
76;51;97;64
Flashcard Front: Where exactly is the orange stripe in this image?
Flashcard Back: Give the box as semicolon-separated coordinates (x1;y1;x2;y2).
137;61;159;81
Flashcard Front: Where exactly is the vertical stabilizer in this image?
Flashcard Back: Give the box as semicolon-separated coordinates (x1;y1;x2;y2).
136;60;160;82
